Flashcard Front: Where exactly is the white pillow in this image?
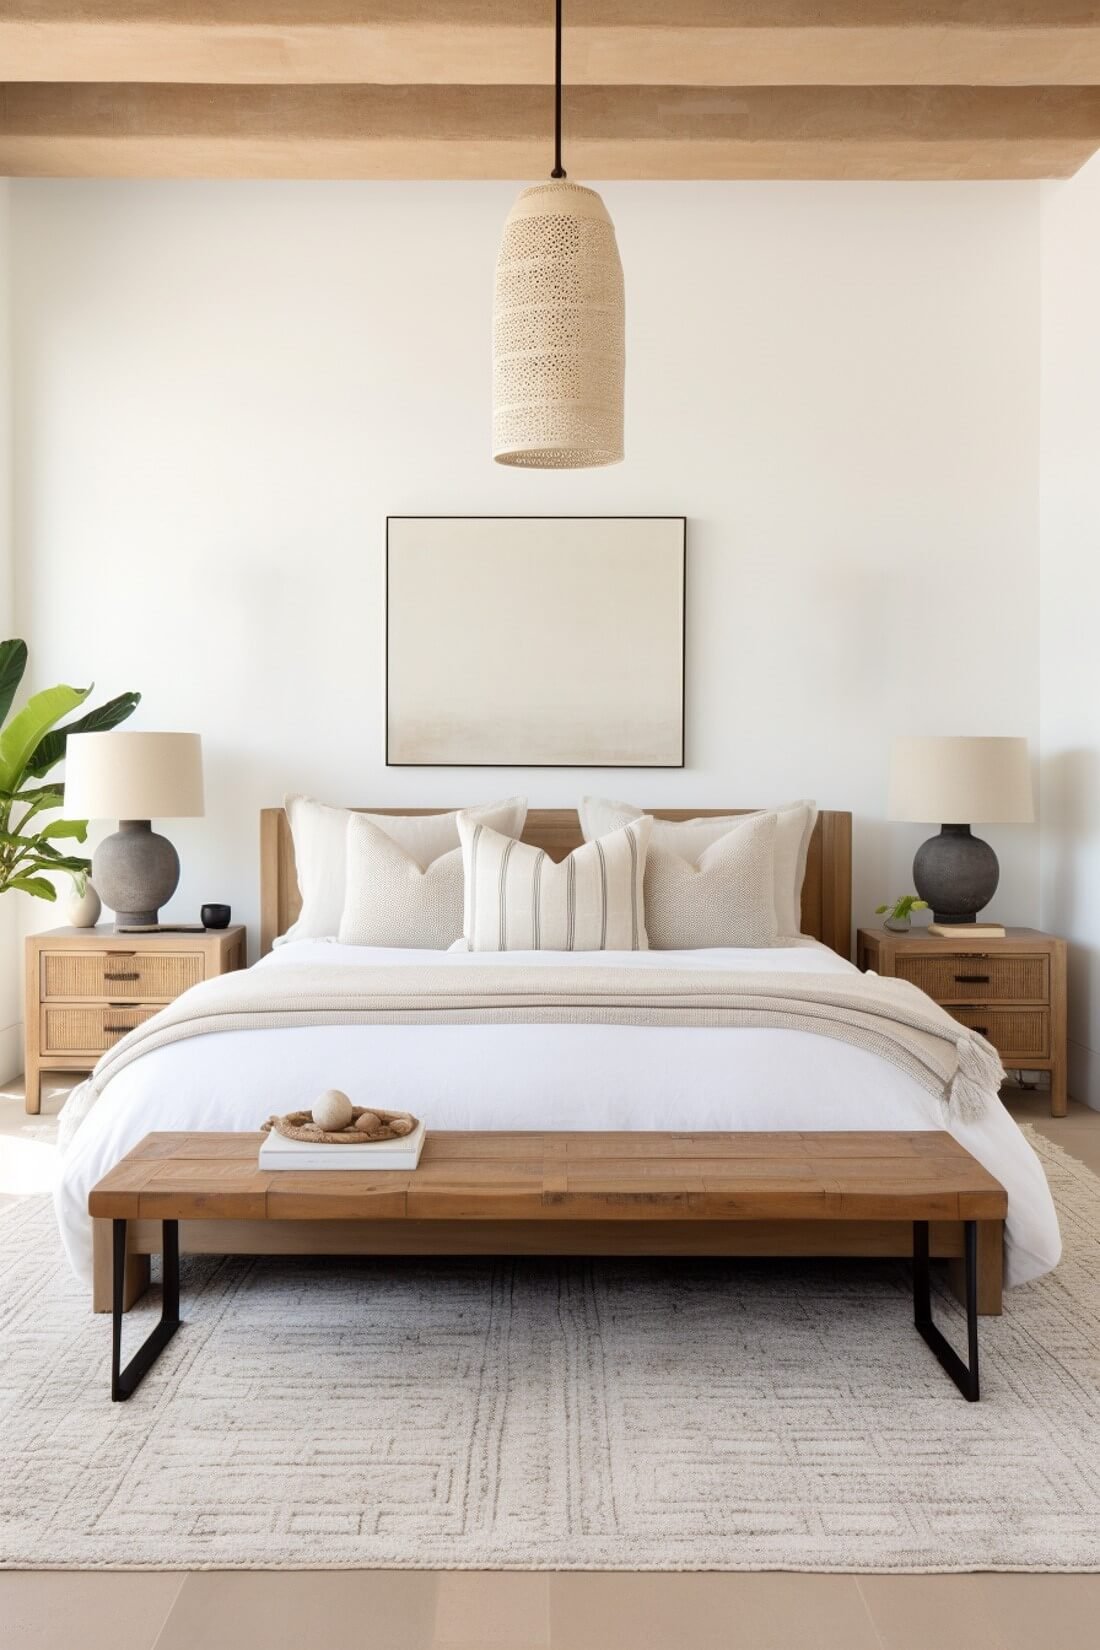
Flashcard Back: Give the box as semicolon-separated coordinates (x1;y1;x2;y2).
283;794;526;943
579;797;816;937
458;813;651;952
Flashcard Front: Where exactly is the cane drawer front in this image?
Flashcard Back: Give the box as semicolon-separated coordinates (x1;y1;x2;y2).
41;950;204;1003
895;954;1049;1005
948;1006;1050;1063
41;1003;160;1057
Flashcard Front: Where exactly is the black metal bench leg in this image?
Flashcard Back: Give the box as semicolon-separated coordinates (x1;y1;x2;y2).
913;1219;980;1401
111;1218;181;1401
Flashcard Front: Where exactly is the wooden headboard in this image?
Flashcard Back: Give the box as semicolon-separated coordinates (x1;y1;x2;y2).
259;807;853;960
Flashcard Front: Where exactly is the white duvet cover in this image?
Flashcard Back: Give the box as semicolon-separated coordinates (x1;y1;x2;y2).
54;939;1061;1288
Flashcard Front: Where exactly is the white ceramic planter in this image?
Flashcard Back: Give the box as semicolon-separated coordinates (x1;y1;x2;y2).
65;881;102;928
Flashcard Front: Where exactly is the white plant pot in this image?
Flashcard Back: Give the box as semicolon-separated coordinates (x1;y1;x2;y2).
65;882;102;928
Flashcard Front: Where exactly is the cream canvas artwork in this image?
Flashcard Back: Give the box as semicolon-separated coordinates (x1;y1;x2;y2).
385;516;686;766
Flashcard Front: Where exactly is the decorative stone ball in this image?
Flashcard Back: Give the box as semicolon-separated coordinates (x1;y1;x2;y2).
389;1115;414;1137
354;1110;382;1135
312;1089;354;1132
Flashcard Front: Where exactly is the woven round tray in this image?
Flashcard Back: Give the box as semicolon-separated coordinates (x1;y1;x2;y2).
261;1107;419;1144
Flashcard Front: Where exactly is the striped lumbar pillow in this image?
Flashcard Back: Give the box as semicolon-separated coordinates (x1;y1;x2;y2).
457;814;651;952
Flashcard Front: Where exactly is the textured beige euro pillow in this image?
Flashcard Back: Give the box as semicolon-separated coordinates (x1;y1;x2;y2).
639;810;778;949
287;794;525;945
579;796;815;938
458;813;651;952
338;817;459;948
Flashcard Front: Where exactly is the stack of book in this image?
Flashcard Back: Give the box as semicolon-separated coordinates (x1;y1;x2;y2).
259;1119;425;1172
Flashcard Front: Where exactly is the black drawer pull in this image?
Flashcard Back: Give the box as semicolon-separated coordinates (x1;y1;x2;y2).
104;1025;132;1035
955;974;990;984
972;1025;989;1037
104;972;139;981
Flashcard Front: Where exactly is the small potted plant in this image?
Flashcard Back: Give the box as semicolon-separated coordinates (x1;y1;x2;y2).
874;894;929;934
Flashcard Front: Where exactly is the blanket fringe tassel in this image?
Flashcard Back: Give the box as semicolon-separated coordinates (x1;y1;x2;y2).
947;1034;1004;1122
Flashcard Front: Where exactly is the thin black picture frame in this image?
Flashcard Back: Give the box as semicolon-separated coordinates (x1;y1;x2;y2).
385;515;687;769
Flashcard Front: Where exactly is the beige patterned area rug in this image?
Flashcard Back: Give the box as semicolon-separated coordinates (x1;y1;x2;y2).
2;1129;1099;1572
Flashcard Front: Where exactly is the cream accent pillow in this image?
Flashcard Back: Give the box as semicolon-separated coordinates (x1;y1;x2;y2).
643;810;778;949
284;794;526;944
337;816;462;949
458;813;651;952
579;796;815;937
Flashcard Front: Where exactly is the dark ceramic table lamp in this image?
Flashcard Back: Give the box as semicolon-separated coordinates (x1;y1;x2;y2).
64;731;205;928
888;736;1034;924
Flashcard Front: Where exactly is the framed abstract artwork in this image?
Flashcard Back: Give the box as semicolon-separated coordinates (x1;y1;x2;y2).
385;516;686;767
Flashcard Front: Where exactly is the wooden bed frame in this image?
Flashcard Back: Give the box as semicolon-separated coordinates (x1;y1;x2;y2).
95;803;1003;1317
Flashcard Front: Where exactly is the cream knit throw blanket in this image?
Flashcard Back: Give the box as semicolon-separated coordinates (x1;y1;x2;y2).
84;964;1004;1123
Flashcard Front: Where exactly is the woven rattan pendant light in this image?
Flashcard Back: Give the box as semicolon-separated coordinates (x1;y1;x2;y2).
492;1;625;468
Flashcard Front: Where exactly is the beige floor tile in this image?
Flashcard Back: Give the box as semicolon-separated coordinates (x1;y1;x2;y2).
0;1571;184;1650
0;1079;74;1126
152;1570;440;1650
857;1575;1005;1650
999;1088;1100;1175
974;1574;1100;1650
1031;1128;1100;1175
431;1571;549;1648
550;1572;881;1650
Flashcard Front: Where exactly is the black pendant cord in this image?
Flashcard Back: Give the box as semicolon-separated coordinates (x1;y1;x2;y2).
551;0;566;178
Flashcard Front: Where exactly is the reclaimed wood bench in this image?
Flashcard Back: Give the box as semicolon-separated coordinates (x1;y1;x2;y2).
90;1129;1008;1402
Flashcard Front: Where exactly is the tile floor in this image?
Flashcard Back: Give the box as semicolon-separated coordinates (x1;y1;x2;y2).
2;1075;1098;1649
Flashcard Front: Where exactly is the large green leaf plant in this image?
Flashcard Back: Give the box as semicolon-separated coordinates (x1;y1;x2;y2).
0;639;141;903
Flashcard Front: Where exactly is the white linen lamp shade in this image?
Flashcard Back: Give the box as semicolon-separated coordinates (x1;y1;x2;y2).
888;736;1034;825
64;732;205;821
887;736;1034;925
492;181;625;469
64;732;204;928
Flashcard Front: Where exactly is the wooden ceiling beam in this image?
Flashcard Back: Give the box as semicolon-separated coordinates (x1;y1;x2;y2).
4;5;1099;178
2;83;1098;180
3;6;1100;88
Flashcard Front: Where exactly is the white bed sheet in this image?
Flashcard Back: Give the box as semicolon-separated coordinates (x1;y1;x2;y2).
53;939;1060;1288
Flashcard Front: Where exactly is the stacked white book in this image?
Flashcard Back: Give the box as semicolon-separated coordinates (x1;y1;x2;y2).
259;1119;426;1172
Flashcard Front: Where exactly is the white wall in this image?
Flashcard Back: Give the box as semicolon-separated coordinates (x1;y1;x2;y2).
9;180;1042;986
0;180;19;1083
1040;153;1100;1110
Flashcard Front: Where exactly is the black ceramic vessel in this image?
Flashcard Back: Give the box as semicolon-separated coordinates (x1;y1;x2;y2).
201;903;231;930
912;824;999;924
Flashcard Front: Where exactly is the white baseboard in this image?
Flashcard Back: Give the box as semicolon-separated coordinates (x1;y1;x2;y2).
1069;1038;1100;1112
0;1021;23;1087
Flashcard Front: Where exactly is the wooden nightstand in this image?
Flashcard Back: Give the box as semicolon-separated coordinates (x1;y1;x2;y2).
23;925;246;1114
856;927;1068;1117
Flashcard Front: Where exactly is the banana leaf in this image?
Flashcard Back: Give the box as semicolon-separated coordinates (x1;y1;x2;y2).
12;790;65;832
14;855;92;880
0;640;27;727
0;683;90;793
26;689;142;778
7;875;56;900
36;817;89;841
5;783;65;803
20;839;90;867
